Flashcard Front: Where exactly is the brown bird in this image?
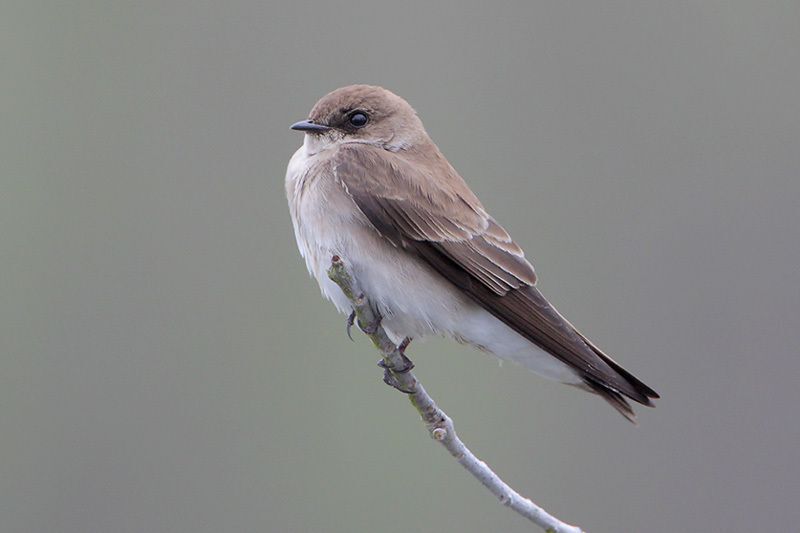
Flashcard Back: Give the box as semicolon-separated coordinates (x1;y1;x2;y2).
286;85;658;422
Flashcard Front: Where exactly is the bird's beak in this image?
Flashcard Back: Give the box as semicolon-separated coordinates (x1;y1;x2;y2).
290;119;331;133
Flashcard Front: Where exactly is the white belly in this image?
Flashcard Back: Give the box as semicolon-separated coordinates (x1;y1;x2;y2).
285;143;580;384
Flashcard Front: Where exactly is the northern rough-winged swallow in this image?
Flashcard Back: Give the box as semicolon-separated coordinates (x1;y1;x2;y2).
286;85;658;422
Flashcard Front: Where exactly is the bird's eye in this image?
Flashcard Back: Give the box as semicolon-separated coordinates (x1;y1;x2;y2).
348;112;368;128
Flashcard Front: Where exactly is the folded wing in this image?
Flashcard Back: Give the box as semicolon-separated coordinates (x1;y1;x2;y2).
333;144;658;420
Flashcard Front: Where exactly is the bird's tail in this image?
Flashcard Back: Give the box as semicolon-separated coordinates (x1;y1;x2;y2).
577;332;660;424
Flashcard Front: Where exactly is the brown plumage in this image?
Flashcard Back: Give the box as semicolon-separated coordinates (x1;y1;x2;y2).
288;85;659;422
334;142;658;421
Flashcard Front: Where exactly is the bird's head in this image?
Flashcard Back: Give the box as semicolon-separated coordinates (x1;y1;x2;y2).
290;85;427;153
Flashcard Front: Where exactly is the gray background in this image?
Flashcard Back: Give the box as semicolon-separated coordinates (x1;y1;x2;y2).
3;2;799;532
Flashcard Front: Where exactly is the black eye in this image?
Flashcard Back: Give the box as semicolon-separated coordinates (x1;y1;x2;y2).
348;112;368;128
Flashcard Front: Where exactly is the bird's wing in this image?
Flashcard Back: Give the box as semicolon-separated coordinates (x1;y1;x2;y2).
333;144;658;410
334;144;536;295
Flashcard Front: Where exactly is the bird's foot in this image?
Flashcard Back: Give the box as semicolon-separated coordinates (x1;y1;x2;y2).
377;356;415;374
377;349;414;374
380;367;416;394
377;341;415;394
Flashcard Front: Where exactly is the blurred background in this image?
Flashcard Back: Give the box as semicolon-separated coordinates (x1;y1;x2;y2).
2;2;799;532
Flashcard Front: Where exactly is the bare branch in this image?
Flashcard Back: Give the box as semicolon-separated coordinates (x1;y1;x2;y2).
327;256;585;533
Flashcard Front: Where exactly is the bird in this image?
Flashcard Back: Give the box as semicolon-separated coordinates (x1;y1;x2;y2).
285;85;658;422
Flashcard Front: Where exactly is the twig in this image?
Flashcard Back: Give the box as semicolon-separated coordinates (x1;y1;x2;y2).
327;256;585;533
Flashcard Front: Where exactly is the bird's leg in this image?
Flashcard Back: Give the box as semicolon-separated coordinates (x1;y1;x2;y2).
395;338;415;373
345;310;356;341
398;337;412;355
377;338;414;372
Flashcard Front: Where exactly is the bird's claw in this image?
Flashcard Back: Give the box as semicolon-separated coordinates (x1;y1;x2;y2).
382;367;415;394
346;310;356;341
376;353;414;375
376;338;415;393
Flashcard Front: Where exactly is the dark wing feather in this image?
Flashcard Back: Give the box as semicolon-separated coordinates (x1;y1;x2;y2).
333;144;658;413
336;144;536;295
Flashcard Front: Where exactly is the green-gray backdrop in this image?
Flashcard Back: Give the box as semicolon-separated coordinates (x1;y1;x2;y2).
3;2;799;532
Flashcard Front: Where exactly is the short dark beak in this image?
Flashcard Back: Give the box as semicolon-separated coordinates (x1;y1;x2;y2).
290;119;331;133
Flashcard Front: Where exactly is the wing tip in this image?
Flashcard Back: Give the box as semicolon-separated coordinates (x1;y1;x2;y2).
576;330;660;403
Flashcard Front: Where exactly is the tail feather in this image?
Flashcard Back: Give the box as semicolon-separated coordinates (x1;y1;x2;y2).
572;331;659;423
582;378;640;424
576;331;660;405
